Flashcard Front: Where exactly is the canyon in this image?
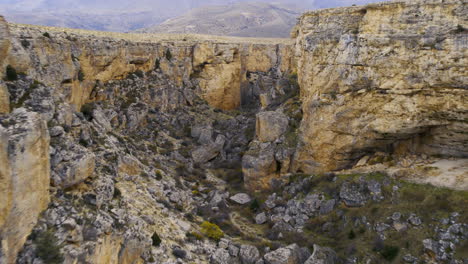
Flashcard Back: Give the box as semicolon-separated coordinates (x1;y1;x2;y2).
0;0;467;263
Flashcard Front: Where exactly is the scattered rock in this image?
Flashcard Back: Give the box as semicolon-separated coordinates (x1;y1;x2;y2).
239;245;260;264
255;212;267;225
230;193;252;205
304;244;338;264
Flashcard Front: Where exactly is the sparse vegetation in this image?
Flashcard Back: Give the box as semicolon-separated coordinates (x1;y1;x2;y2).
151;232;162;247
5;65;18;81
34;231;64;264
78;69;85;81
165;49;173;61
200;221;224;241
80;103;96;121
21;39;30;48
42;32;51;38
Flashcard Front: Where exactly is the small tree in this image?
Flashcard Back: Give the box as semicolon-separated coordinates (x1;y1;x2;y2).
5;65;18;81
35;231;63;264
165;49;172;61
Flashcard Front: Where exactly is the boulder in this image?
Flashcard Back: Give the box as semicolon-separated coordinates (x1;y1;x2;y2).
230;193;252;205
304;245;338;264
242;145;278;191
52;151;96;188
264;244;304;264
239;245;260;264
256;111;288;143
211;248;239;264
192;135;225;163
255;212;267;225
339;182;368;207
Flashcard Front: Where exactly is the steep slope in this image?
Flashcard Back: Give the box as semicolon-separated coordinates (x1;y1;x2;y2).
138;2;301;38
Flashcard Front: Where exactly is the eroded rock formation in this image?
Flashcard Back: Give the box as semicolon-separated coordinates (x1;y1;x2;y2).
293;0;468;173
0;109;50;264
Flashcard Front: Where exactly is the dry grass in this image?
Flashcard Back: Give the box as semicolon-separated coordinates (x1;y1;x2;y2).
8;23;293;45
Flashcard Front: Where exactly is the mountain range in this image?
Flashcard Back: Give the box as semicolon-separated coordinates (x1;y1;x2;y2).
0;0;385;35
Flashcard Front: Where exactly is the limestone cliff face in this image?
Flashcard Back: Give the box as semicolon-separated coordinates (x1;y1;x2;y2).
293;0;468;173
0;16;10;113
5;23;294;111
0;109;50;264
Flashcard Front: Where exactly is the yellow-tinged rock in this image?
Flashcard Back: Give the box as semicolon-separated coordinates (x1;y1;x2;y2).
0;109;50;264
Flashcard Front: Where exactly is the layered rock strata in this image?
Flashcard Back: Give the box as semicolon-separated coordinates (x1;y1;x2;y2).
293;0;468;173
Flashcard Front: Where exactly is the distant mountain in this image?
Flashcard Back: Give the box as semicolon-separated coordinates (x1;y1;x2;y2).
0;0;387;33
136;2;300;38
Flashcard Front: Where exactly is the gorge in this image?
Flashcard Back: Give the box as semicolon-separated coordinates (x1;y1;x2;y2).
0;0;467;263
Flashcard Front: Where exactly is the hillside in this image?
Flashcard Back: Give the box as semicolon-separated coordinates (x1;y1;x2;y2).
136;2;300;38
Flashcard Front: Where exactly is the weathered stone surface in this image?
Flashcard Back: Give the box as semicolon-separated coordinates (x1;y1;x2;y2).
52;149;96;188
0;81;9;114
0;16;10;113
294;0;468;173
6;23;293;111
304;244;338;264
230;193;252;205
192;135;226;163
0;126;12;230
255;212;267;225
256;111;289;143
242;145;278;191
339;182;368;207
239;244;260;264
264;244;303;264
0;16;9;74
0;109;50;264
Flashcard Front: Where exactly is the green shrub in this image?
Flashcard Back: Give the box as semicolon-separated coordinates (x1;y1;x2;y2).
154;58;160;69
21;39;30;48
34;231;63;264
250;199;260;212
165;49;172;61
78;69;85;81
43;32;51;38
379;245;399;261
151;232;162;247
5;65;18;81
200;221;224;241
80;103;95;121
348;229;356;239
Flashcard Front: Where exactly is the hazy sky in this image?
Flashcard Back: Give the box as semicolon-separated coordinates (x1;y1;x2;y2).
1;0;384;12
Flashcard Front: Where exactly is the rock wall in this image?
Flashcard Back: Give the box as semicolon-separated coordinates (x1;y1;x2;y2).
293;0;468;173
4;23;294;111
0;16;10;113
0;109;50;264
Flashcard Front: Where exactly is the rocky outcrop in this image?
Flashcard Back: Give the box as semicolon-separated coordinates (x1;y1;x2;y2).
5;23;294;111
0;126;12;232
256;111;289;143
304;245;338;264
0;109;50;264
0;17;10;113
293;0;468;173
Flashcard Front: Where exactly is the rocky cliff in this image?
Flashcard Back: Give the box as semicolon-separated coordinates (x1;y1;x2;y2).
293;0;467;175
0;0;467;263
